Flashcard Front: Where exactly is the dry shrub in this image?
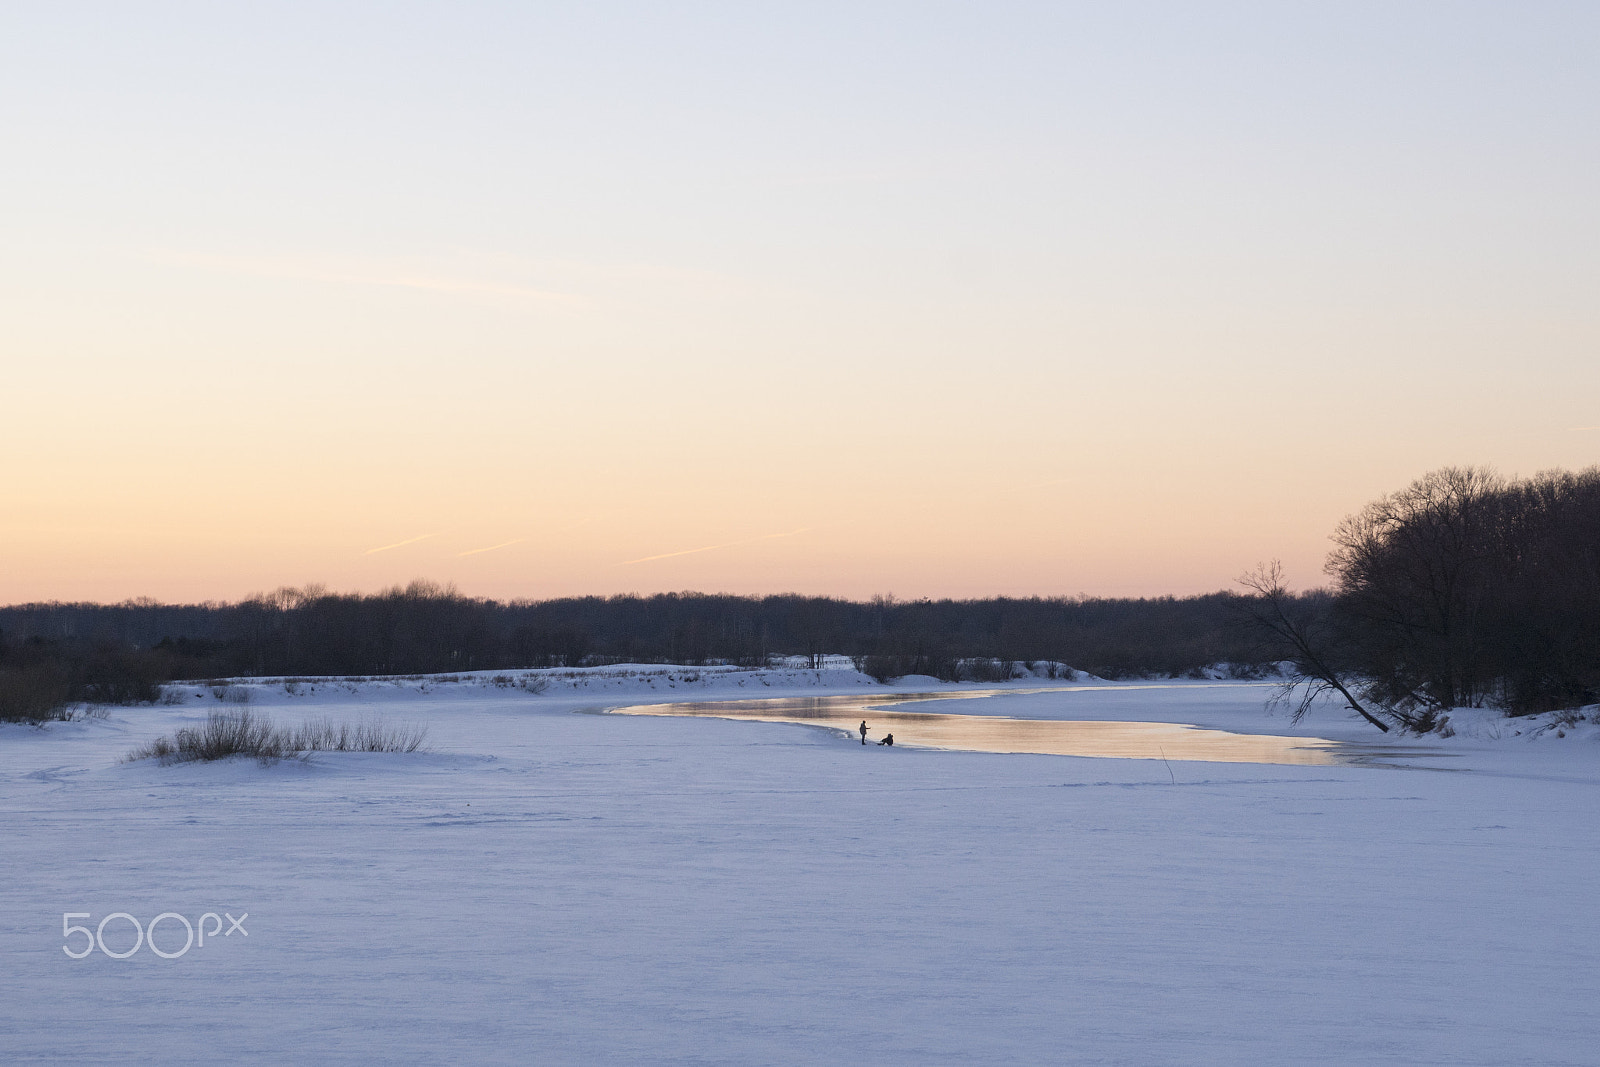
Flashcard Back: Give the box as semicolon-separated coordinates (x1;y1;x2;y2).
292;716;428;753
0;664;76;722
125;709;427;765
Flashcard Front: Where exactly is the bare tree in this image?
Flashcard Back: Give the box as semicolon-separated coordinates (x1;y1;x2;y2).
1236;561;1395;733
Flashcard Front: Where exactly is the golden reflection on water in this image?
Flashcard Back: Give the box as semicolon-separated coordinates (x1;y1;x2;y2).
608;692;1349;766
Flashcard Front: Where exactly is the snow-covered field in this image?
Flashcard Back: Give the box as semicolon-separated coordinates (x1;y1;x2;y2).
4;666;1597;1065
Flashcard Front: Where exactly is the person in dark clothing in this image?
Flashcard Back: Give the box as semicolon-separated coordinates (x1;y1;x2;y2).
859;720;868;745
877;733;894;746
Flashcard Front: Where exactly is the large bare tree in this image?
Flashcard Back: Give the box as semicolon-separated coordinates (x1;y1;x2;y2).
1236;561;1396;733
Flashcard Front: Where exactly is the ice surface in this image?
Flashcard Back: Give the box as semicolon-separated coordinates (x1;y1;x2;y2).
608;691;1354;763
4;668;1597;1064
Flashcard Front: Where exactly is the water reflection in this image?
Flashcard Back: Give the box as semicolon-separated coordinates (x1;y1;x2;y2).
607;692;1351;766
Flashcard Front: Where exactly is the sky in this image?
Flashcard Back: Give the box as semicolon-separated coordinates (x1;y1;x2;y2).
2;1;1597;605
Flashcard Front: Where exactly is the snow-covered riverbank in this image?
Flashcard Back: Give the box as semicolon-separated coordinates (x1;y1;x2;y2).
4;670;1597;1064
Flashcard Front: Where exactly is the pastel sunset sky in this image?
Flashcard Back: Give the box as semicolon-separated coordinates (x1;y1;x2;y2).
3;2;1596;603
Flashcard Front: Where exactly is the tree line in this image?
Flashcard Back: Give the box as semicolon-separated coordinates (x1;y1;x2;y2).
8;464;1594;726
0;585;1279;719
1240;465;1600;731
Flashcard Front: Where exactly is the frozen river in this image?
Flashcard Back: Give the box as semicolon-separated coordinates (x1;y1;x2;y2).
3;667;1595;1065
608;689;1354;764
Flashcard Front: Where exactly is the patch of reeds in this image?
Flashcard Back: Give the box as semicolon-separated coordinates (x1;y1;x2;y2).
293;716;429;754
125;709;428;765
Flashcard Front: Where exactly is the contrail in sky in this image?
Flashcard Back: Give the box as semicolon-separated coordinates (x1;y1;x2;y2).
458;539;526;557
618;528;811;566
146;251;577;305
362;533;440;556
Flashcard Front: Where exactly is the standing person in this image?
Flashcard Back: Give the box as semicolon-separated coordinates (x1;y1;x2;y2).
858;720;869;745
